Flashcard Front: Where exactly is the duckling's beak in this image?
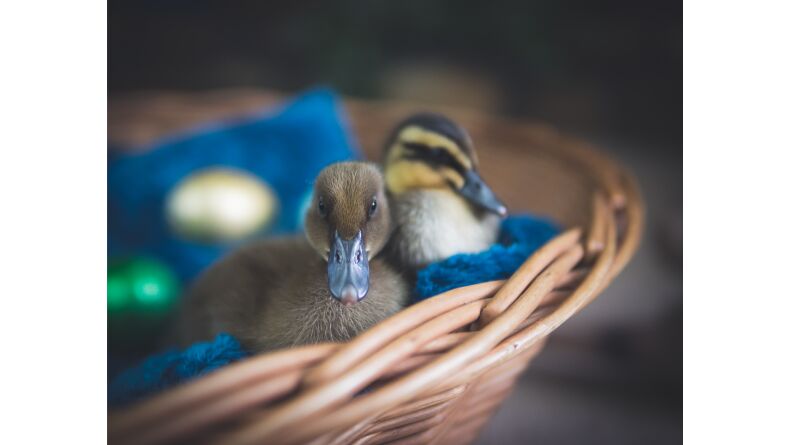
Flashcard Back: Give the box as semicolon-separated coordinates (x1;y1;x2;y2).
327;230;370;306
458;170;508;217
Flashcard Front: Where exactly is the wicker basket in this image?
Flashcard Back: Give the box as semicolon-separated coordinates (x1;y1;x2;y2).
107;90;643;445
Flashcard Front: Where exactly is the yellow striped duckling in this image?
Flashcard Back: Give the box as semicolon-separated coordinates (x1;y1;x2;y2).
176;162;408;353
383;113;507;270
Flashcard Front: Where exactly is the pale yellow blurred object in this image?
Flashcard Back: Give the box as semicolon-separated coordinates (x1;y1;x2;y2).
165;168;278;242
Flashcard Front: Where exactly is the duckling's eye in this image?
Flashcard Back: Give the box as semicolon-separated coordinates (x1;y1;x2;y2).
434;148;457;166
318;197;327;217
368;199;377;218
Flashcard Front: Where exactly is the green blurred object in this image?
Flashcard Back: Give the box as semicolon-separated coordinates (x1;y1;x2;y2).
108;257;180;316
108;257;181;351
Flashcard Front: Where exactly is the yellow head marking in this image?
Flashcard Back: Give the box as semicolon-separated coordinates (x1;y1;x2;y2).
441;168;464;189
385;160;444;194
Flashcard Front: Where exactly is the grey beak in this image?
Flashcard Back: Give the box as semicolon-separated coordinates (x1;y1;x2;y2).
458;170;508;217
327;230;369;305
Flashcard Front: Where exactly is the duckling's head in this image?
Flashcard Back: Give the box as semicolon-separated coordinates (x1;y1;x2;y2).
383;113;507;217
305;162;392;305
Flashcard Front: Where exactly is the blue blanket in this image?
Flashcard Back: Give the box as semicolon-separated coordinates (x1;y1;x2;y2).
108;215;559;407
414;215;559;300
108;334;246;406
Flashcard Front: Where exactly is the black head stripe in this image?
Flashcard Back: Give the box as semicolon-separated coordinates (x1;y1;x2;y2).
401;142;468;176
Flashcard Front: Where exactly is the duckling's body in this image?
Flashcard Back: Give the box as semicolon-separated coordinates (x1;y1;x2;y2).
177;236;406;352
382;113;507;271
389;189;500;268
175;162;408;353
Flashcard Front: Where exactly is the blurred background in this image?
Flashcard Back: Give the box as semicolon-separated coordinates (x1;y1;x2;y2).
109;1;681;443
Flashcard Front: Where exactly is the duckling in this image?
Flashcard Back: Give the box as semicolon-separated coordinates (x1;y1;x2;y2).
382;113;508;270
175;162;408;353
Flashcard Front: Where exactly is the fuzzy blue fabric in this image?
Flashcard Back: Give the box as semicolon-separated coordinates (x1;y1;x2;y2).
413;215;561;301
108;334;248;407
108;215;559;406
107;89;359;282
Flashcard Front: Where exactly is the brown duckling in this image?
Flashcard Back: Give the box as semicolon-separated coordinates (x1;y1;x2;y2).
382;113;508;271
175;162;408;353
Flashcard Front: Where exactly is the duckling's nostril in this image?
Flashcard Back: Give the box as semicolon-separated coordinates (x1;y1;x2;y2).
335;251;342;263
355;250;362;264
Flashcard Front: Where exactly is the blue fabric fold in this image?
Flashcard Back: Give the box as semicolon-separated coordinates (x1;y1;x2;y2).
108;334;247;407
